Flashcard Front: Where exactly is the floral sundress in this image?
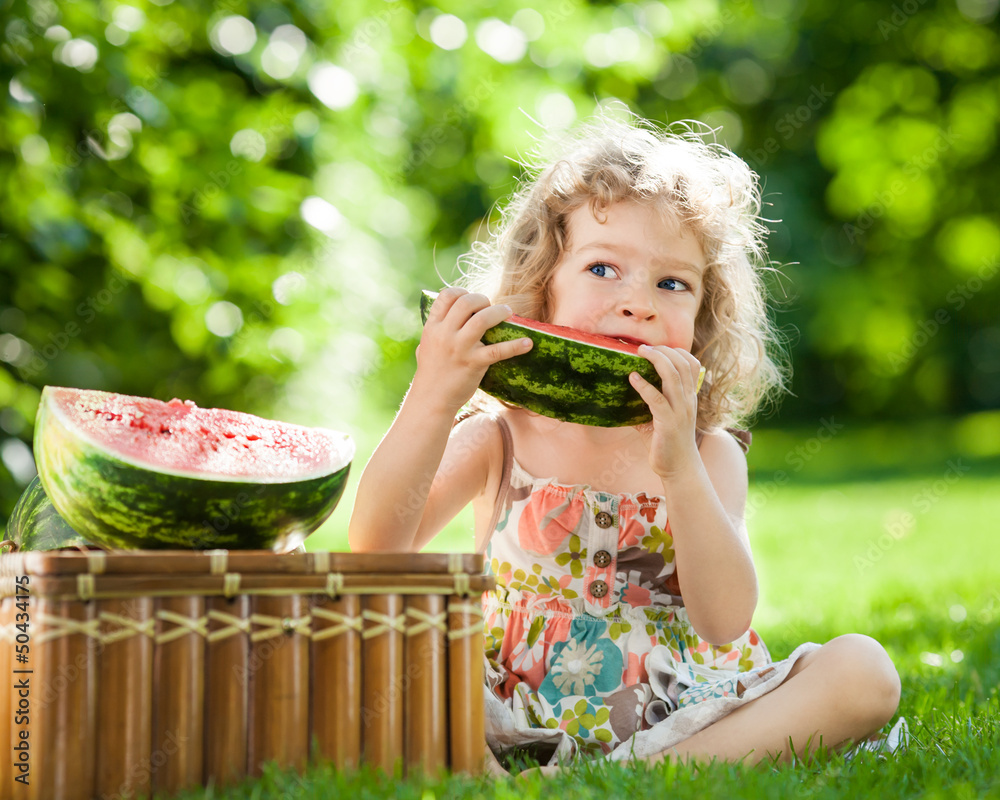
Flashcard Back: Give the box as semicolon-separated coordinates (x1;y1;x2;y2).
481;417;819;764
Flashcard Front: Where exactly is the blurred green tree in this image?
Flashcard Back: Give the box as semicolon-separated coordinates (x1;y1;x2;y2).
1;0;997;524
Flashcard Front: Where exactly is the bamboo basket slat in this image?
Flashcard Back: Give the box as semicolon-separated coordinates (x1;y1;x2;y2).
62;600;97;800
405;595;448;775
448;598;486;774
0;551;492;800
1;551;484;577
17;572;492;603
248;594;310;776
204;595;250;786
94;596;154;800
361;594;405;774
29;598;95;800
310;593;362;767
152;595;205;795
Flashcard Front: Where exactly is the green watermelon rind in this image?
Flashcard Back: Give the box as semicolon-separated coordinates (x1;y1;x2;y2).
34;388;353;551
5;475;93;552
420;290;661;427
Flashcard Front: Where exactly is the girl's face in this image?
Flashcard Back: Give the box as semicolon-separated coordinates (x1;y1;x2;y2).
546;201;706;351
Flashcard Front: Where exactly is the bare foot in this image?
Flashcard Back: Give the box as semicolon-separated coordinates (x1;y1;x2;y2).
483;745;510;777
516;764;562;780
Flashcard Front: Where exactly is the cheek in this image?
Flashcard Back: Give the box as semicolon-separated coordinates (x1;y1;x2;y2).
574;294;618;329
666;312;698;349
549;283;593;320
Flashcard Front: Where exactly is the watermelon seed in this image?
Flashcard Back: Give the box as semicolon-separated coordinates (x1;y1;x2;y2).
159;425;171;435
224;432;236;438
246;434;261;441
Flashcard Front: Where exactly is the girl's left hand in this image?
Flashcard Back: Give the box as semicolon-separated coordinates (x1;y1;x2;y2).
629;346;703;479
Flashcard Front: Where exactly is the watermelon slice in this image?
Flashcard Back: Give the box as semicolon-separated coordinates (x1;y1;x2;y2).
420;290;704;427
33;387;354;551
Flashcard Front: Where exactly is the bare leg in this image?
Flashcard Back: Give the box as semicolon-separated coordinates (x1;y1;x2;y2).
651;634;901;766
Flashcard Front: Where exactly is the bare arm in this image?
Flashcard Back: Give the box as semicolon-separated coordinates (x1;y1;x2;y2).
348;396;501;552
630;346;757;644
348;288;531;553
659;430;756;645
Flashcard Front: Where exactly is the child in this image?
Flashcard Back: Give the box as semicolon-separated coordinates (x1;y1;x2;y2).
349;112;900;770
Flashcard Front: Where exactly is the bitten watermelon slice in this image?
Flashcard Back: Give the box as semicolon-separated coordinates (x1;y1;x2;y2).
34;387;354;551
5;475;94;552
420;290;704;427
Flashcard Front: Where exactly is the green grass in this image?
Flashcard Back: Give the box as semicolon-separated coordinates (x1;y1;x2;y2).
170;416;1000;798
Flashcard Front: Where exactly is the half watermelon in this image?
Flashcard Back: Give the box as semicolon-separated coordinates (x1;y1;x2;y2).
420;290;704;427
33;387;354;551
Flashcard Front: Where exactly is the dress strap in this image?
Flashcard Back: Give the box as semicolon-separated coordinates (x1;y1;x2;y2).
726;428;752;453
487;415;514;536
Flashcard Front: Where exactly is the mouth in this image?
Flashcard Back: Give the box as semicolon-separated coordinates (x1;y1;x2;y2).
605;334;650;348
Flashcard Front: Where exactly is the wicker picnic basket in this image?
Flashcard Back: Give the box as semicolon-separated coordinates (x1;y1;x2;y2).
0;549;493;800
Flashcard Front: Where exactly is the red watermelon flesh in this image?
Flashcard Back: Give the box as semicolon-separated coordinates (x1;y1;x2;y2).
505;314;644;355
54;390;349;482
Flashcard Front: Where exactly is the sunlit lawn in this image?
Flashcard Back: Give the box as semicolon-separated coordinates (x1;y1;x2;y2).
170;414;1000;799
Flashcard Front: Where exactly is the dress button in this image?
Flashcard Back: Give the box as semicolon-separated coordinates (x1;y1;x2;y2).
595;511;613;529
593;549;612;568
589;580;608;598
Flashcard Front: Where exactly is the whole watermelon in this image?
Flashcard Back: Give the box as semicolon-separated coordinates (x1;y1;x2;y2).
34;386;355;551
5;475;93;551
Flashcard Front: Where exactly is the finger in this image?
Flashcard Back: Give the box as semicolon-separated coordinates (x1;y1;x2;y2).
426;286;468;322
462;302;516;343
678;350;704;388
640;346;701;397
674;351;704;395
479;336;533;366
639;345;686;392
629;370;673;414
636;349;702;416
430;289;495;333
446;292;496;333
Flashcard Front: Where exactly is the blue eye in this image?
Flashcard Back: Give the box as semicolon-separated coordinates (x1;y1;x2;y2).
659;278;687;291
589;264;612;278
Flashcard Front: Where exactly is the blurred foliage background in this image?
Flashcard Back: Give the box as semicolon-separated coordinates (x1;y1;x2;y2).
1;0;998;546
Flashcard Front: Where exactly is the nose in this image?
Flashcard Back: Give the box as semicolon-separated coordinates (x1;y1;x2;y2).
619;282;655;320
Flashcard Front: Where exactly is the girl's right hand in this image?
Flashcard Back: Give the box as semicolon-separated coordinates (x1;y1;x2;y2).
413;287;533;414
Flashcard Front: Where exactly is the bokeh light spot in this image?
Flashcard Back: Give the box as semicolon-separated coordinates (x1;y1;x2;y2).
308;63;359;110
301;196;347;237
475;19;527;63
230;129;267;161
210;16;257;56
56;38;100;71
429;14;467;50
205;301;244;337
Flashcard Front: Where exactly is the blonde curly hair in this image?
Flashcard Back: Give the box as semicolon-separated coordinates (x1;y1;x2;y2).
459;110;788;432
